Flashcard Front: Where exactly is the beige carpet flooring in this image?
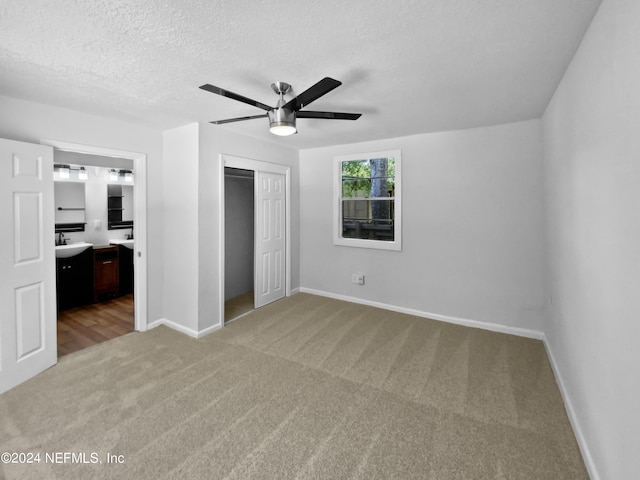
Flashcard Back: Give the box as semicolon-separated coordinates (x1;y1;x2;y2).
0;293;587;479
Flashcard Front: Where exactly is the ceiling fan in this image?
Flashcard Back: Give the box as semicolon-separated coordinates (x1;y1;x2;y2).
199;77;361;136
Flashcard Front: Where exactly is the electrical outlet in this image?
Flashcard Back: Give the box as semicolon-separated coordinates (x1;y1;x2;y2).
352;274;365;285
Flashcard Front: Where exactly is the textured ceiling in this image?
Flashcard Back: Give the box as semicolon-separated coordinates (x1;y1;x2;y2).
0;0;601;149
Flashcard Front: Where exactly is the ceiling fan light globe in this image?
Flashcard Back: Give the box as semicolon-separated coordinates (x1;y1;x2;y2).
270;123;297;136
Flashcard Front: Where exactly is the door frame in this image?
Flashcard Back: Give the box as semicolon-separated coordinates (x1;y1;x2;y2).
41;139;148;331
219;154;291;324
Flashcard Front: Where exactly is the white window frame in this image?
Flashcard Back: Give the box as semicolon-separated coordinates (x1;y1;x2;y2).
333;149;402;251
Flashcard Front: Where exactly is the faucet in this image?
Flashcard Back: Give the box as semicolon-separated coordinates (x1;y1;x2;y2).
56;232;67;246
126;227;134;240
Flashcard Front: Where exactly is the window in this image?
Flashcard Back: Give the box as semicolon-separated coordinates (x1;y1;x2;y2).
334;150;401;250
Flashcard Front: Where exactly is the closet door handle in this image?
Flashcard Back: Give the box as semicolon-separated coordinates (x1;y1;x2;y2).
102;261;112;264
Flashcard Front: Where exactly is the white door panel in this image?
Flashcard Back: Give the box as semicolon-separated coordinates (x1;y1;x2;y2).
255;172;285;308
0;138;56;394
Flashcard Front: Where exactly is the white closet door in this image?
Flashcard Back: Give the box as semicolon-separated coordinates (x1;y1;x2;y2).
0;138;57;394
254;171;285;308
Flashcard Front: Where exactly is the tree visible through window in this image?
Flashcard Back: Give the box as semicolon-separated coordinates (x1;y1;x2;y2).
335;150;401;250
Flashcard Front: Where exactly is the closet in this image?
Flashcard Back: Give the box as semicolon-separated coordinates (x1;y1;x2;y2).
224;167;255;320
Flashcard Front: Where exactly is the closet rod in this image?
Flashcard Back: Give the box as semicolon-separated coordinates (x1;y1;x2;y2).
224;174;254;180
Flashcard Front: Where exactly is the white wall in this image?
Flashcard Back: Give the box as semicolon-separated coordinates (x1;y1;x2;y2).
162;124;200;332
300;119;547;334
0;95;164;322
162;124;299;335
542;0;640;478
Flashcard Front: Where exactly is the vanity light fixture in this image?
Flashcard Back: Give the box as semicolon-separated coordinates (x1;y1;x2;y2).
109;169;118;181
122;169;134;182
78;167;88;180
54;164;70;179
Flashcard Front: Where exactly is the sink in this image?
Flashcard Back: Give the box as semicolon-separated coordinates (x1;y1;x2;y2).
110;239;134;249
55;242;93;258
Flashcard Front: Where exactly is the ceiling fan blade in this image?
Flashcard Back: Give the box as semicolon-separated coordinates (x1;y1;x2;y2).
199;84;272;111
297;111;362;120
210;114;268;124
283;77;342;111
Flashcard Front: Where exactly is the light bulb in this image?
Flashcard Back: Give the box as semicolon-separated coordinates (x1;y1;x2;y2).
269;124;297;136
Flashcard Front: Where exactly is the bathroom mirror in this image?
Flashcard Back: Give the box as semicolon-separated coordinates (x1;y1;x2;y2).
108;184;134;230
54;181;86;232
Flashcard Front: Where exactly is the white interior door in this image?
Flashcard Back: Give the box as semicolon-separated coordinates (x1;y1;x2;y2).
255;171;285;308
0;138;57;394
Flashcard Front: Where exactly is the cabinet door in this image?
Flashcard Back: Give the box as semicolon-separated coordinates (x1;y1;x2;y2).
56;249;93;310
56;259;72;310
118;246;133;294
94;252;119;301
76;248;94;306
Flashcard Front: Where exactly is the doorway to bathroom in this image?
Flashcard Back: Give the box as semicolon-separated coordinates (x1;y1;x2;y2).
46;139;148;357
221;155;291;324
54;151;136;355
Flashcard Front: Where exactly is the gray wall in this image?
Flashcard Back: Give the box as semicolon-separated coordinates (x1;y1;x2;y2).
542;0;640;478
299;119;547;332
224;169;254;300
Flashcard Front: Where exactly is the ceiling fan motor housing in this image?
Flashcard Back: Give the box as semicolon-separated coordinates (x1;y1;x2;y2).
268;107;297;134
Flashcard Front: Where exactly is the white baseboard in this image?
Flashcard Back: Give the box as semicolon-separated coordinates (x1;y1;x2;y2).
146;318;165;331
298;287;544;340
197;323;222;338
146;318;222;339
543;337;599;480
289;287;300;295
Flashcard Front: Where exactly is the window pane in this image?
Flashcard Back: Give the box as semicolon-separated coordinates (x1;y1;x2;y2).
341;158;395;198
342;177;371;198
341;159;370;178
342;159;370;198
342;199;395;241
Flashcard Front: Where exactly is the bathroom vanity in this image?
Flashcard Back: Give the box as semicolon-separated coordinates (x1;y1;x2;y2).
93;245;120;302
55;246;93;310
109;240;134;295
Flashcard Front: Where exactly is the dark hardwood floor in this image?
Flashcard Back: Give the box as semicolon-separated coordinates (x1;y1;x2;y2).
57;294;135;357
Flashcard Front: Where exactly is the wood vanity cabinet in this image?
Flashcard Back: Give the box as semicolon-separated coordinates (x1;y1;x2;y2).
116;245;134;295
93;245;119;302
56;247;93;310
